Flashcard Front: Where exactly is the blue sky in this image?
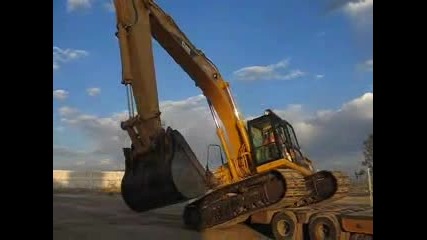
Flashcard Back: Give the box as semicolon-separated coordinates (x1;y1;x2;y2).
53;0;373;172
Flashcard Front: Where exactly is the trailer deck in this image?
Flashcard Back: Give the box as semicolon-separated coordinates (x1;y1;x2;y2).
250;202;373;239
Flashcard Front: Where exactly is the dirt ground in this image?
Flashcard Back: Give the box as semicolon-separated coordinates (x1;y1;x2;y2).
53;193;371;240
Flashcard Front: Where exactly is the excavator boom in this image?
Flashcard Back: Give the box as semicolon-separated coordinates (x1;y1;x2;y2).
147;0;253;181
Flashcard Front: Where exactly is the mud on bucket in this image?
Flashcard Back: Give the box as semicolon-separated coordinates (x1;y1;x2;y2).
120;128;209;212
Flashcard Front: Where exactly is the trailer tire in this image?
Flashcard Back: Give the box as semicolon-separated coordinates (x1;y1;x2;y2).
271;212;297;240
308;215;341;240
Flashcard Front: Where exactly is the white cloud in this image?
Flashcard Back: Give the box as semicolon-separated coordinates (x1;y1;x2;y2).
104;1;115;12
344;0;373;15
53;46;89;70
99;158;112;165
53;89;69;100
341;0;373;27
54;126;65;132
363;59;373;71
67;0;94;12
54;92;373;174
53;95;215;171
233;59;307;81
86;87;101;96
76;161;86;166
315;74;324;79
58;106;79;117
53;110;130;170
283;70;306;80
53;145;119;170
358;58;373;72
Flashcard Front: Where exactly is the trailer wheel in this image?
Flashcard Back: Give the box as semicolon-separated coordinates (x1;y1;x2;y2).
308;215;341;240
271;212;296;240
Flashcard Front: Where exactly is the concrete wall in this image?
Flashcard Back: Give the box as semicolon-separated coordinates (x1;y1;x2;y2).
53;170;124;192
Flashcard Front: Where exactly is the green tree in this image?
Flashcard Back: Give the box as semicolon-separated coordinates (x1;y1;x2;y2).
362;133;373;171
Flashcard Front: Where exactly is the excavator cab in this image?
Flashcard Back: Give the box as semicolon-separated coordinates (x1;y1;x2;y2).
247;109;313;170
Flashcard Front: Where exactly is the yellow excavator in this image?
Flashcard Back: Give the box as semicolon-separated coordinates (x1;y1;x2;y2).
113;0;350;230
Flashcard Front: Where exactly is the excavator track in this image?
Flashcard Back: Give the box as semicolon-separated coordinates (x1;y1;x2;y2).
293;170;350;208
183;169;350;230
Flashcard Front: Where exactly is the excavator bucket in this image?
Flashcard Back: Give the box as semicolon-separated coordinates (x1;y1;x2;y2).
120;128;209;212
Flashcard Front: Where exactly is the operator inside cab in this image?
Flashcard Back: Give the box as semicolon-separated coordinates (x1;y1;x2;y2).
259;126;297;164
262;129;275;145
259;127;279;162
